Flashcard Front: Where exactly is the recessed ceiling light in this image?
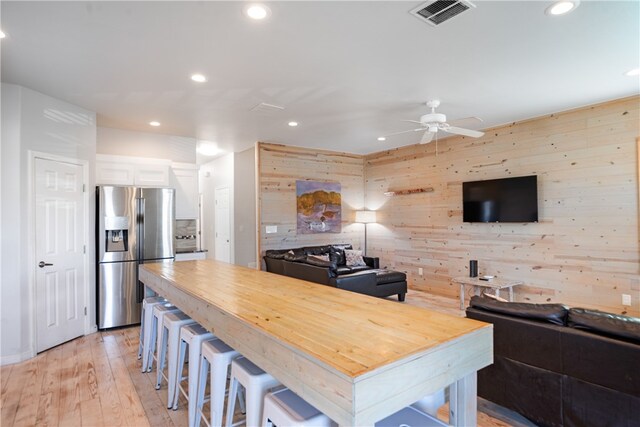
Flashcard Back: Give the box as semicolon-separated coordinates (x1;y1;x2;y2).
245;4;270;20
288;121;298;127
625;68;640;77
197;142;221;156
149;121;161;127
545;1;580;16
377;137;386;141
191;74;207;83
0;30;5;39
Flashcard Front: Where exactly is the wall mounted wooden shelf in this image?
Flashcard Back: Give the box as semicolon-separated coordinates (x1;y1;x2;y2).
384;188;434;197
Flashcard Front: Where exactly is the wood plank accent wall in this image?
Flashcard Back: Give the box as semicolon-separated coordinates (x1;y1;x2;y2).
257;143;365;256
365;96;640;315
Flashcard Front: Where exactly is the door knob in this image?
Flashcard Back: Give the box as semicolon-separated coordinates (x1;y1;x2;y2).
38;261;53;268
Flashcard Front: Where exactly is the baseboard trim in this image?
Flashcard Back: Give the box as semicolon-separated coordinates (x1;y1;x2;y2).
0;349;35;366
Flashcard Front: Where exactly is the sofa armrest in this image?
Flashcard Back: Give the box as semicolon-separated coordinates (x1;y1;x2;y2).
363;256;379;269
330;272;377;294
283;260;332;285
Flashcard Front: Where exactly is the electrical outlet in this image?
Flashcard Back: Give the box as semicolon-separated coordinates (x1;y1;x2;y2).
418;267;423;276
265;225;277;234
622;294;631;306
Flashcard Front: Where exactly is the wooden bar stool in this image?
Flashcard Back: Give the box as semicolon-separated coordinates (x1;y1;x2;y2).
171;323;216;427
155;310;196;408
138;296;167;372
225;356;281;427
146;302;180;373
375;406;447;427
262;388;335;427
194;338;241;427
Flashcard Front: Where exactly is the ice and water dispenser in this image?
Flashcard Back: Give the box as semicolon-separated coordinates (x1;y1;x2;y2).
104;216;129;252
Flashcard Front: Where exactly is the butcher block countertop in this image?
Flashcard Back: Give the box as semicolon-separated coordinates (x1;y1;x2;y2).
140;260;492;426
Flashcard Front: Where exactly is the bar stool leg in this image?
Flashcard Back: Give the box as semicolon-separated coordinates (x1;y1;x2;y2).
225;376;239;427
194;355;210;427
209;356;230;426
167;324;182;408
172;336;188;410
156;326;168;389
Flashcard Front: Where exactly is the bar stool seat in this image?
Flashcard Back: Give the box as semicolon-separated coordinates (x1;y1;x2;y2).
225;356;281;427
411;389;446;417
138;296;167;372
146;302;180;373
263;388;335;427
195;338;241;427
155;310;196;409
376;406;448;427
171;323;216;427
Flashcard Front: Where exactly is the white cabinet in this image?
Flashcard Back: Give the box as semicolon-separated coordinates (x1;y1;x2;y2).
135;164;170;187
171;163;199;219
96;155;170;187
96;162;135;186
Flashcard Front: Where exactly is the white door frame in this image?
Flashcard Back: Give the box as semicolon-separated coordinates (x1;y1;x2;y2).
214;186;233;263
28;151;91;356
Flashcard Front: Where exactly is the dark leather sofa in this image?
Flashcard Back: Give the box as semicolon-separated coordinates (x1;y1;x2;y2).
466;296;640;427
263;244;407;301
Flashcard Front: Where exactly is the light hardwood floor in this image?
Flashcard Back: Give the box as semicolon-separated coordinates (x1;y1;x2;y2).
1;290;532;427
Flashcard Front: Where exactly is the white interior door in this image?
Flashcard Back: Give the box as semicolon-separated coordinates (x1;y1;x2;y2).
214;187;231;263
35;158;86;352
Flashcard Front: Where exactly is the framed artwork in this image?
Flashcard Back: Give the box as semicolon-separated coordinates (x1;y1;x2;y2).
296;180;342;234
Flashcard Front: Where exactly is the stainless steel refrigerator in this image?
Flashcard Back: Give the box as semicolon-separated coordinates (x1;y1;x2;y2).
96;186;175;329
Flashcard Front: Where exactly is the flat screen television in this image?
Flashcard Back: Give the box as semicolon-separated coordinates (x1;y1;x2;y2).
463;175;538;223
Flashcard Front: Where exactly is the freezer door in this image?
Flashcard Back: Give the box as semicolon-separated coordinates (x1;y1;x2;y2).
139;188;175;260
97;261;142;329
97;186;138;263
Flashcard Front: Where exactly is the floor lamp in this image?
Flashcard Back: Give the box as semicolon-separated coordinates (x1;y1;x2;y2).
355;210;377;256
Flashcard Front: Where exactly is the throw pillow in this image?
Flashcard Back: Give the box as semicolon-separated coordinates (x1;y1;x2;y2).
344;249;366;267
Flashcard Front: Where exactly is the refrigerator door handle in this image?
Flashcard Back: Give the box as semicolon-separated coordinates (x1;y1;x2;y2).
137;197;145;260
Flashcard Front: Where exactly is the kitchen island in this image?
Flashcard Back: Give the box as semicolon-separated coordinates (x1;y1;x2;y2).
139;260;492;426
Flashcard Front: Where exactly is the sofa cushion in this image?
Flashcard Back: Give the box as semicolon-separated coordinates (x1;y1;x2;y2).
374;269;407;285
335;265;373;275
329;246;350;266
283;249;306;262
304;255;337;271
469;296;568;326
264;249;288;259
303;245;332;256
568;308;640;344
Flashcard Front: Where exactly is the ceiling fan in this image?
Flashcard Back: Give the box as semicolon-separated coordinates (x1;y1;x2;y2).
382;100;485;144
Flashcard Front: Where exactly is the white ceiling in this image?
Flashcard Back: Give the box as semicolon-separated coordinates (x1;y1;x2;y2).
2;1;639;156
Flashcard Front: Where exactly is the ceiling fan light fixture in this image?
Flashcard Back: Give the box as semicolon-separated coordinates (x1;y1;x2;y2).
545;1;579;16
427;124;439;133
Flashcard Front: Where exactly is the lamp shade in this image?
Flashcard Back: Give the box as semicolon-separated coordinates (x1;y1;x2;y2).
355;210;377;224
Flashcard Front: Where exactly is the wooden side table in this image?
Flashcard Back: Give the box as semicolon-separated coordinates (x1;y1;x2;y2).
452;276;524;310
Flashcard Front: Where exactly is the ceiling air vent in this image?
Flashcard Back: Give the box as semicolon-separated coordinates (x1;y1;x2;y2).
250;102;285;114
410;0;476;26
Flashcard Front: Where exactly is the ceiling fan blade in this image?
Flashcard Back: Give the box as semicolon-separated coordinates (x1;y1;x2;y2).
448;116;484;128
445;126;485;138
384;127;425;137
419;131;434;144
401;119;423;124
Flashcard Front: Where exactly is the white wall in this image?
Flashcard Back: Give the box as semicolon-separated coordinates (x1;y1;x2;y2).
97;126;196;163
1;84;24;362
233;146;257;268
0;84;97;364
199;153;234;262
